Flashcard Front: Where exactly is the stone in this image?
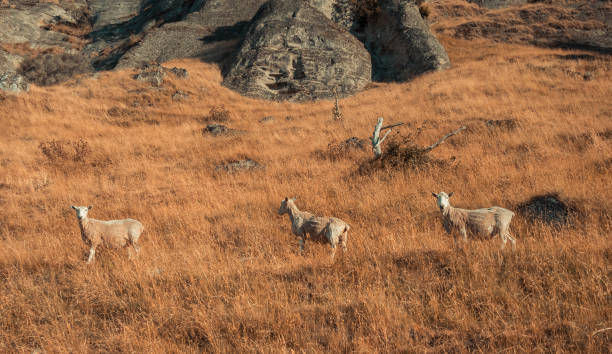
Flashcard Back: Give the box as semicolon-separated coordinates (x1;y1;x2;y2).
203;123;230;136
355;0;451;81
0;72;29;92
134;66;165;86
172;90;190;101
259;116;274;123
168;67;188;78
215;159;263;173
223;0;372;101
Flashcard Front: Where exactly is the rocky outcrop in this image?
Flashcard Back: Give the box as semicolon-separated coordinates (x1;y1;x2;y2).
352;0;450;81
223;0;371;101
115;0;267;69
0;2;83;76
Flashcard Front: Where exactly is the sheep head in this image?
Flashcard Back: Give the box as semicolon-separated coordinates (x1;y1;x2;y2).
432;192;453;211
71;205;92;220
278;197;297;215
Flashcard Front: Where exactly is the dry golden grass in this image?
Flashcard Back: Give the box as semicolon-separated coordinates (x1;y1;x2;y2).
0;36;610;352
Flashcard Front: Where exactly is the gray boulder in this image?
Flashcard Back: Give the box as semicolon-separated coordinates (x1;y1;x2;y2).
0;72;29;93
223;0;372;101
353;0;451;81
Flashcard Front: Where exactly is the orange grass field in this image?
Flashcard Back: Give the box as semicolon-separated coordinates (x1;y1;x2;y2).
0;36;610;352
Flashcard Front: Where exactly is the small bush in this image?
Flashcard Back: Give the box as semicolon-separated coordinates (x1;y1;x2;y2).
517;193;579;227
314;137;368;161
19;53;93;86
39;139;91;164
200;105;231;123
357;137;444;175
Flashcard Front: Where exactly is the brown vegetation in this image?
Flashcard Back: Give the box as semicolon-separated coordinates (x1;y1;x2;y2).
18;53;93;86
0;34;610;352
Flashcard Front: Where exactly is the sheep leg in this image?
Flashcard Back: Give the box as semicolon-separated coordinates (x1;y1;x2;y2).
460;227;468;245
86;247;96;264
330;244;337;261
298;237;305;256
506;232;516;251
341;230;348;254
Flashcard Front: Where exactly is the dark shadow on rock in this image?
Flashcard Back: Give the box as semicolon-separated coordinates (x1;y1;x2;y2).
200;21;250;44
90;0;206;70
90;0;205;42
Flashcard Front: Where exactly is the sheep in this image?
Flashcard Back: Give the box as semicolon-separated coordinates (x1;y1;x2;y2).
278;197;350;260
432;192;516;250
70;205;144;263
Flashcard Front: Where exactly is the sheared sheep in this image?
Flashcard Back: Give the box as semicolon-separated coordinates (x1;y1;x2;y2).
278;197;349;260
432;192;516;250
70;205;144;263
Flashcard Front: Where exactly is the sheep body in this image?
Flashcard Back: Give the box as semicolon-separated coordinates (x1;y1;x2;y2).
278;197;349;260
71;206;143;263
433;192;516;250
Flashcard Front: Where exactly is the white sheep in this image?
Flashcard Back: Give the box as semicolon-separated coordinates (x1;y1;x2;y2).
432;192;516;250
71;205;144;263
278;197;350;260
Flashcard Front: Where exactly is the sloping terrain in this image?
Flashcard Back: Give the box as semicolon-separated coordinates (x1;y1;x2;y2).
430;0;612;52
0;31;610;352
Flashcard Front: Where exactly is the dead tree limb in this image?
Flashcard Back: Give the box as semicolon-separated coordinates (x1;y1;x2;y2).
422;126;467;153
381;122;405;131
372;117;402;159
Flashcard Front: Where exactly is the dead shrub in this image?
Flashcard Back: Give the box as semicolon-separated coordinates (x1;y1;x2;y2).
314;137;368;161
39;139;91;164
199;105;231;123
485;119;519;131
19;53;93;86
555;132;594;152
357;136;444;175
596;129;612;141
517;193;579;227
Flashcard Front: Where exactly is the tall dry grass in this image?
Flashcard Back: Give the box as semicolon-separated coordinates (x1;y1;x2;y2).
0;36;610;352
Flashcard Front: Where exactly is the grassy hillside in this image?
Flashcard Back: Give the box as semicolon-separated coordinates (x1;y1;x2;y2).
0;34;610;352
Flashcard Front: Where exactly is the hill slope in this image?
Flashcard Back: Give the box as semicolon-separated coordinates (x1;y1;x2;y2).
0;35;610;351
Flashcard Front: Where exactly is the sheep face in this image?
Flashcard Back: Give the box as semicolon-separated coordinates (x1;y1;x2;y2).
278;197;296;215
432;192;453;211
71;205;92;220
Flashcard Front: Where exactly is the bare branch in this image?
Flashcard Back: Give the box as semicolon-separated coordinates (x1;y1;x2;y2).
381;122;405;131
422;126;467;153
379;129;393;145
371;117;384;159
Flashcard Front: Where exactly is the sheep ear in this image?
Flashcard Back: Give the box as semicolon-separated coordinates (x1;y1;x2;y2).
291;197;297;202
448;192;454;198
87;205;93;210
431;193;438;198
71;205;76;210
